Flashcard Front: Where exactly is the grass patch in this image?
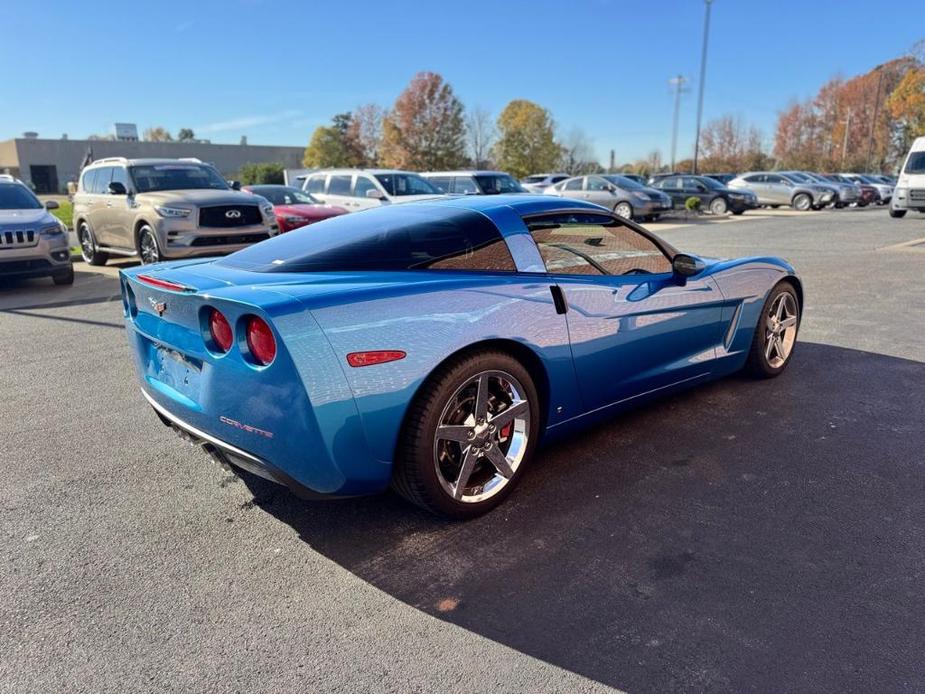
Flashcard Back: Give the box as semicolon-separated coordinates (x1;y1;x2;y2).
50;200;74;229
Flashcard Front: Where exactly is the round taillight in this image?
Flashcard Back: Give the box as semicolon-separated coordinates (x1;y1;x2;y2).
209;309;234;353
246;316;276;365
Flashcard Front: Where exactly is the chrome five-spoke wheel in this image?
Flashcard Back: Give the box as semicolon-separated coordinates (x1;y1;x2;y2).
434;370;530;503
764;292;798;368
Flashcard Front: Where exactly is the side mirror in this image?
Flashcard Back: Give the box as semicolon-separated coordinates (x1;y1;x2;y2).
44;200;59;210
672;253;706;280
228;180;241;191
108;181;127;195
366;188;385;200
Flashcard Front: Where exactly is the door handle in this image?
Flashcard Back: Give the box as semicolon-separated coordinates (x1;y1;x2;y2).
550;285;568;314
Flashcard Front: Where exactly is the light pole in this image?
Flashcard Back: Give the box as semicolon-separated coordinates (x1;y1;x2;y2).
669;75;688;171
692;0;714;174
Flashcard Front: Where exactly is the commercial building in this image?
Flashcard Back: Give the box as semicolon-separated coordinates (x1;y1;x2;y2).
0;133;305;193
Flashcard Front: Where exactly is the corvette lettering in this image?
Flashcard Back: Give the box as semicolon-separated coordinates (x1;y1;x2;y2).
219;416;274;439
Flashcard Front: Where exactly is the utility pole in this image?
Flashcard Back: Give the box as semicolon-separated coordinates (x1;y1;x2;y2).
865;66;885;171
692;0;714;174
669;75;688;171
609;149;616;173
841;109;851;167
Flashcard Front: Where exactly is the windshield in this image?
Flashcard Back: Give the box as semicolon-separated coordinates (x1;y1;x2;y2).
859;174;883;184
785;172;811;183
0;183;42;210
522;175;546;183
374;173;440;196
603;175;644;191
130;164;228;193
247;186;318;205
474;174;525;194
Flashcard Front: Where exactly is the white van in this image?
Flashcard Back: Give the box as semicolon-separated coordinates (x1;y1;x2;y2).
302;169;444;212
890;136;925;218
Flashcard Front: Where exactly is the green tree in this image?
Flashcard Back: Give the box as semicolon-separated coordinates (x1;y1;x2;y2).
177;128;196;142
379;72;467;170
238;162;285;185
493;100;561;180
303;112;361;168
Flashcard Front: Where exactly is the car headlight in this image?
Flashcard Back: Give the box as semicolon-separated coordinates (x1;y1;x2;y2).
40;221;65;235
261;204;275;218
632;191;650;201
895;187;908;197
155;205;192;218
282;215;307;225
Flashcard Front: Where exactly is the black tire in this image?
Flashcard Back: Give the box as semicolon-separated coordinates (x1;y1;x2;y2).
137;224;161;264
769;204;781;209
732;209;745;216
78;222;108;266
744;282;801;379
52;265;75;285
792;193;812;211
392;350;540;519
709;197;728;215
889;208;907;218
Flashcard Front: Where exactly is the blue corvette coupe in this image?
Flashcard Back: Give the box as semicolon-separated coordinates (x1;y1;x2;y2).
120;195;802;518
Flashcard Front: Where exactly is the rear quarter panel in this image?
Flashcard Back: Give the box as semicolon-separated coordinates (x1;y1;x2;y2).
282;271;581;465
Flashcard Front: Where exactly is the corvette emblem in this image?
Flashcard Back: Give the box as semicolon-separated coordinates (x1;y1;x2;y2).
148;296;167;316
225;209;242;219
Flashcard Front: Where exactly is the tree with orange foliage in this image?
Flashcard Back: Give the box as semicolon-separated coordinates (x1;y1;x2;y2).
379;72;467;171
887;68;925;152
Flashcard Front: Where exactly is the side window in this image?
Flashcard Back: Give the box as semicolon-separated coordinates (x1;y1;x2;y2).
683;176;706;191
328;175;353;196
551;176;568;184
453;176;479;194
91;167;112;194
110;166;129;192
80;168;98;194
527;213;673;276
428;177;451;193
587;177;609;191
563;177;583;191
354;176;378;198
743;174;764;183
306;175;326;194
765;175;783;184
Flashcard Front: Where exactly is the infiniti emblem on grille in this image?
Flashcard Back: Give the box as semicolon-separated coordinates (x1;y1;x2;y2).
225;209;242;219
148;296;167;316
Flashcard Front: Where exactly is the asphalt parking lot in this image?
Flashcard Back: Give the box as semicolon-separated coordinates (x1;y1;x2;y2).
2;207;924;693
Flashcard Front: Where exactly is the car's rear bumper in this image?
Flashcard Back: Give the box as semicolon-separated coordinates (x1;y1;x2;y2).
142;388;338;499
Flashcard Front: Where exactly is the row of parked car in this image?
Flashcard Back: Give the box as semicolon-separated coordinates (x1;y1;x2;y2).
6;137;922;285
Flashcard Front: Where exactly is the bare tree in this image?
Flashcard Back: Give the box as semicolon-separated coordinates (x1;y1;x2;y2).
466;107;496;169
558;128;597;175
347;103;384;167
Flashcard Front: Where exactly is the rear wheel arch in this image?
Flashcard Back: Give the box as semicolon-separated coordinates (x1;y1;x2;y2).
400;339;551;445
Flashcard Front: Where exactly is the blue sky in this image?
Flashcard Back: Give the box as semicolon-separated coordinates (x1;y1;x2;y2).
2;1;921;163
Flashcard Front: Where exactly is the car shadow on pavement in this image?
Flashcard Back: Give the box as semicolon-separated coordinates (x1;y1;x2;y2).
238;342;925;693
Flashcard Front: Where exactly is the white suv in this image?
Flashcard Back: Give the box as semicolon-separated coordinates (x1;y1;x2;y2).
302;169;444;211
0;175;73;285
890;137;925;218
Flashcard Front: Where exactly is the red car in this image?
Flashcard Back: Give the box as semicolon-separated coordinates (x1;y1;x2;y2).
243;185;347;232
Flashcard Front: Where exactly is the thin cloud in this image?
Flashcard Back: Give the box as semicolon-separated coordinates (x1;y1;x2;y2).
175;20;194;33
195;110;302;134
